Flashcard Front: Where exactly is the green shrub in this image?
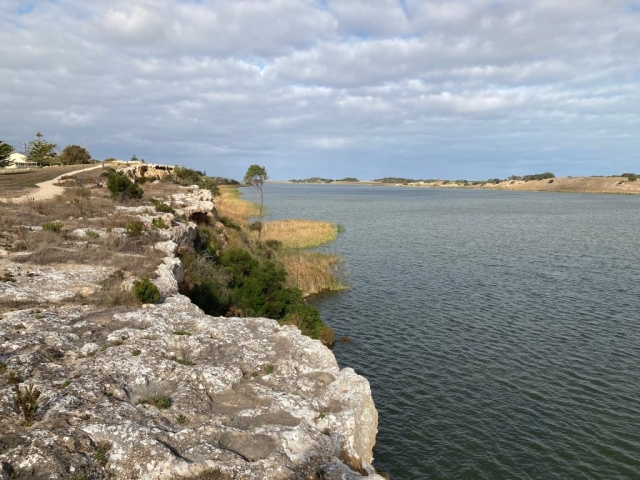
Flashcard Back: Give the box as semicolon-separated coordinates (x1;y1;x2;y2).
85;229;100;239
13;383;40;426
42;221;63;233
133;277;161;304
264;239;282;250
106;171;143;200
138;395;171;409
125;221;144;236
625;174;637;182
93;442;111;466
152;218;169;229
155;202;175;213
248;221;262;232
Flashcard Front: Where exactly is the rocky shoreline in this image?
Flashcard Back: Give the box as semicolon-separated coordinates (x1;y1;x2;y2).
0;178;382;479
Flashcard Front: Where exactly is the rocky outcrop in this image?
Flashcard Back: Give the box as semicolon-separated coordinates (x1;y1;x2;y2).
117;164;175;182
0;184;381;479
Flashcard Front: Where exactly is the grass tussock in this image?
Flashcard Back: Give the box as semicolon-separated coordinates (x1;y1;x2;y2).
280;252;346;294
260;219;337;249
216;186;259;226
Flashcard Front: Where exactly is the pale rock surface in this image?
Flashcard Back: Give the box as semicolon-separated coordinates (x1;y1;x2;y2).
172;189;214;221
117;164;176;181
0;295;381;479
0;262;112;303
0;180;382;479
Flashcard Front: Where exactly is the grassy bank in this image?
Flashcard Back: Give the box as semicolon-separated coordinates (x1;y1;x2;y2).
224;186;346;295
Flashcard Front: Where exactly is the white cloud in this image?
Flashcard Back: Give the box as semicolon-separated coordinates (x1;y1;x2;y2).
0;0;638;179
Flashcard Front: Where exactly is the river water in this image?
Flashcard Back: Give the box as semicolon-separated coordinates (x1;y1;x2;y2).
248;184;640;480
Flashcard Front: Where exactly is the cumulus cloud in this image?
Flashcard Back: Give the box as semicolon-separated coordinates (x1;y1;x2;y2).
0;0;638;179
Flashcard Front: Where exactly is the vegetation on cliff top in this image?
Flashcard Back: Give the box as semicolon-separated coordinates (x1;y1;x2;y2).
175;165;340;346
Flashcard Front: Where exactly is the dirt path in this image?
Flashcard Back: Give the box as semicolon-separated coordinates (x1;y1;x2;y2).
5;165;104;203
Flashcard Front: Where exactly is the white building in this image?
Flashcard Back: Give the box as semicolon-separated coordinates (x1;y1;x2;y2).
4;152;37;169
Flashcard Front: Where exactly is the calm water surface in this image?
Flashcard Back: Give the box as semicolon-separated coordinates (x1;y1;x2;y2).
250;184;640;480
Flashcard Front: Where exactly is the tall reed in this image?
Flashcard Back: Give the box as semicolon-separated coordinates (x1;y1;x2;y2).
280;251;346;295
261;219;338;249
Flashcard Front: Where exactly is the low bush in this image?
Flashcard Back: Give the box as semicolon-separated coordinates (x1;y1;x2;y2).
133;277;161;304
13;383;41;426
138;395;171;409
154;202;175;214
42;221;63;233
125;221;144;236
107;171;143;200
152;218;169;229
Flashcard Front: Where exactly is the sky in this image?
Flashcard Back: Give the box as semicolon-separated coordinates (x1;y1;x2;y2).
1;0;639;181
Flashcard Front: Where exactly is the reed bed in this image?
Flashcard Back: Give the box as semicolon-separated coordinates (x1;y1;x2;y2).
280;251;346;294
261;219;337;249
217;186;259;226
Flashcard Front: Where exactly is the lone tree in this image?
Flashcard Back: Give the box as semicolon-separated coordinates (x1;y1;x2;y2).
27;132;57;166
243;164;268;241
60;145;91;165
0;141;14;168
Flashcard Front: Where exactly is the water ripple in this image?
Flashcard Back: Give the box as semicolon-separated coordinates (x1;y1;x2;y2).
262;185;640;479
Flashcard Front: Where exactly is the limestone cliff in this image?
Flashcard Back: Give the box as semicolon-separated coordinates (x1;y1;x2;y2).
0;183;382;479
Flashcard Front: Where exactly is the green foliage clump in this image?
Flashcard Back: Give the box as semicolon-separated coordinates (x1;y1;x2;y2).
85;229;100;239
523;172;555;181
154;202;175;213
139;395;171;409
13;383;41;425
93;442;111;466
133;277;161;304
125;221;144;236
622;173;637;182
173;167;220;196
0;140;14;168
42;221;63;233
106;171;143;200
152;218;169;229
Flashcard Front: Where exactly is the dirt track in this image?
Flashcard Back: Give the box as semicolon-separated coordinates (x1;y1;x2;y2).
5;165;104;203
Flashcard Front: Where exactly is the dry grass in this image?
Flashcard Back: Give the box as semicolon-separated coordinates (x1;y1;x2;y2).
0;165;92;197
260;219;337;249
0;186;148;233
1;181;165;279
12;229;164;278
280;251;346;294
217;186;259;226
142;181;187;200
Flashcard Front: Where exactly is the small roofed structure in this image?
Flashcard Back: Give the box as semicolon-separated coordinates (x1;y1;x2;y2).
4;153;37;169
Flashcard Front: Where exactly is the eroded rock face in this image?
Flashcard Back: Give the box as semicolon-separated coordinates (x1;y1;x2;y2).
117;164;176;182
0;181;381;480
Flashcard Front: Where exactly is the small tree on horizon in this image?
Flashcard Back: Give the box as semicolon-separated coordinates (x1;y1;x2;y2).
27;132;57;166
60;145;91;165
243;164;268;241
0;141;14;168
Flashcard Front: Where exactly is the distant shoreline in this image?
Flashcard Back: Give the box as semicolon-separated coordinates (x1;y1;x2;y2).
270;176;640;195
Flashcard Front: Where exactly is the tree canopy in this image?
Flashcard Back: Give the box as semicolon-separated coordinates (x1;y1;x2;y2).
60;145;91;165
27;132;57;166
0;141;14;168
243;164;268;240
